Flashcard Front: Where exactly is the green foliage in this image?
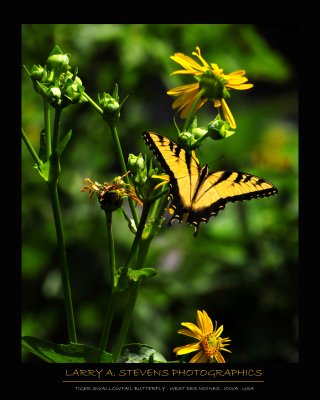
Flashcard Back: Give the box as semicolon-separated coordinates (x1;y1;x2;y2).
22;336;113;362
22;24;298;363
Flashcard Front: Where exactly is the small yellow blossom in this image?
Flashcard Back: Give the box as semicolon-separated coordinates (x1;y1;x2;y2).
173;310;231;363
167;47;253;129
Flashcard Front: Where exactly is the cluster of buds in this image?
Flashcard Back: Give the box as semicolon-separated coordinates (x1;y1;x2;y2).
177;114;235;151
28;45;87;108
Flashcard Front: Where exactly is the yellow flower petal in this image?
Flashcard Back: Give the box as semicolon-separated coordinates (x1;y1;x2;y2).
180;98;207;119
173;91;207;119
170;53;205;74
192;46;210;69
215;324;224;337
227;76;249;85
227;83;254;90
173;342;201;355
167;82;199;95
221;98;236;129
177;328;201;340
197;310;213;335
220;347;232;353
170;69;202;75
214;352;226;363
180;322;203;339
228;69;246;77
210;63;224;75
190;350;208;363
172;91;196;110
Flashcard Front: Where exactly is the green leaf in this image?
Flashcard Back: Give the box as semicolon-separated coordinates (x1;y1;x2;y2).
115;267;157;292
127;267;157;282
48;45;64;57
35;159;50;181
119;343;166;363
22;336;113;363
56;129;72;157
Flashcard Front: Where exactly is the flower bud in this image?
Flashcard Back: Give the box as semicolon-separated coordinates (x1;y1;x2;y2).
178;131;195;148
208;117;235;140
191;127;207;141
128;153;146;174
30;65;45;81
47;53;70;73
62;78;86;105
98;92;121;126
47;87;62;107
99;92;120;113
128;153;148;200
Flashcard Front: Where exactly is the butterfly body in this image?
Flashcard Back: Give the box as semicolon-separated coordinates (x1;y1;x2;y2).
143;131;278;236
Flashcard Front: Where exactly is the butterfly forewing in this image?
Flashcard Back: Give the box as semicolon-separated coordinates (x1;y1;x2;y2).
143;131;201;207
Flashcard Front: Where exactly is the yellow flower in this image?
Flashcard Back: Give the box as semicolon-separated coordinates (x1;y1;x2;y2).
173;310;231;363
167;47;253;129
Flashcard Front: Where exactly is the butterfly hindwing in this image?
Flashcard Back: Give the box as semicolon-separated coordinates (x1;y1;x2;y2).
143;131;278;236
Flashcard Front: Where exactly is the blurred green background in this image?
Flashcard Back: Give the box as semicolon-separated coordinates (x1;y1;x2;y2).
22;24;298;363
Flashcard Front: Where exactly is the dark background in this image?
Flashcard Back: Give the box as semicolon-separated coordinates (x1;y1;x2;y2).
22;24;298;362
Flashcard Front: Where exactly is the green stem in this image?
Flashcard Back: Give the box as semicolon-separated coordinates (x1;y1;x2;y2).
136;196;165;271
112;201;153;362
183;89;206;132
52;107;63;150
48;182;77;343
105;211;116;286
150;190;167;222
125;200;152;269
43;100;52;159
109;125;139;228
112;281;140;362
83;92;104;114
98;292;118;358
99;211;116;353
190;131;209;149
47;107;77;343
21;128;42;167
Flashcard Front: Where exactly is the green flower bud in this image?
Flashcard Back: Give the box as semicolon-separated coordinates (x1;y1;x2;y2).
34;81;49;96
62;78;86;105
128;153;148;199
47;53;70;73
99;92;120;113
30;65;45;81
178;131;194;148
191;127;207;141
47;87;62;107
208;117;235;140
98;92;121;126
128;153;146;174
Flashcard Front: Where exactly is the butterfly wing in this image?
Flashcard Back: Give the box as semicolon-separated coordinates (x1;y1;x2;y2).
143;132;278;237
143;131;201;218
187;170;278;235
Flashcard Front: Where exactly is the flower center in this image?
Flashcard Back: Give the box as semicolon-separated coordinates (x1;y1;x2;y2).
199;70;227;100
201;333;220;357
